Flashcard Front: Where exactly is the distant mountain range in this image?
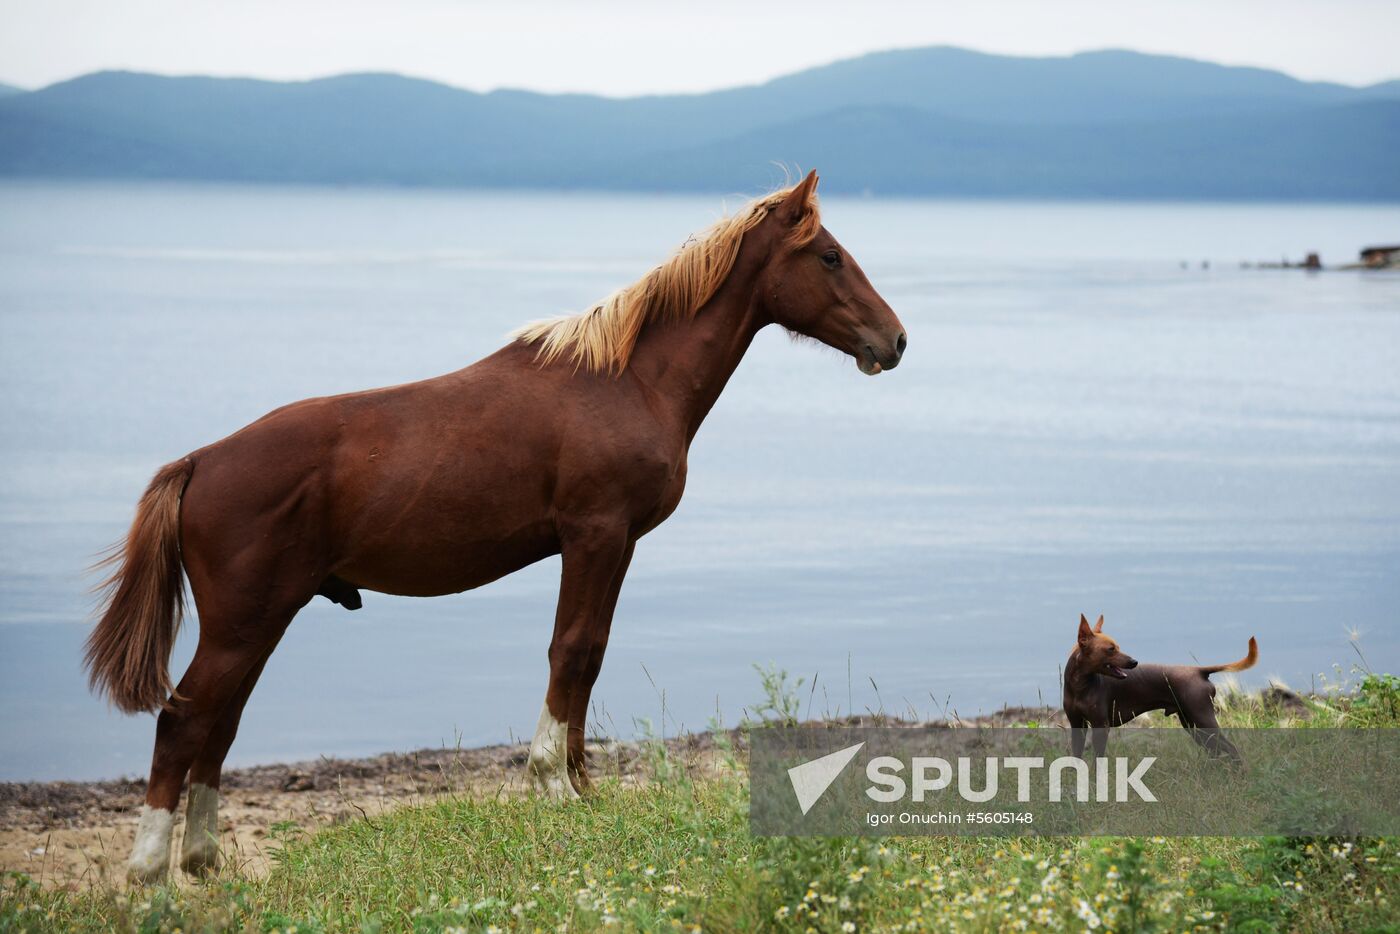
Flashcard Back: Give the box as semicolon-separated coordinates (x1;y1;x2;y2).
2;48;1398;199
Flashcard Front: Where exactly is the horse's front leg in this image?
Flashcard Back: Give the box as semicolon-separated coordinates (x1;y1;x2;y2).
528;526;631;798
566;540;634;792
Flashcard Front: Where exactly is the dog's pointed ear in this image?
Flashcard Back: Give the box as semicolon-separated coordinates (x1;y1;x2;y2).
1078;615;1094;644
778;169;819;225
1094;615;1105;633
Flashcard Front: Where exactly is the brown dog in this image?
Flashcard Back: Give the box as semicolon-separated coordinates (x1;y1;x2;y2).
1063;614;1257;761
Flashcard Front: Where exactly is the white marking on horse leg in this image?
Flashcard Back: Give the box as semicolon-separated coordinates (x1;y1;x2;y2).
127;805;174;884
179;782;220;874
527;703;579;799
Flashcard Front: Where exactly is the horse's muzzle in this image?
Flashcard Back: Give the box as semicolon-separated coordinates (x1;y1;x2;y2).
857;331;907;375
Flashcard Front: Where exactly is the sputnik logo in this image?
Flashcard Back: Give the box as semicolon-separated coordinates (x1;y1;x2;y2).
787;742;865;815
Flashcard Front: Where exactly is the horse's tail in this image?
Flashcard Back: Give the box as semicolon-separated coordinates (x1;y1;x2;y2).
84;458;194;714
1201;637;1259;675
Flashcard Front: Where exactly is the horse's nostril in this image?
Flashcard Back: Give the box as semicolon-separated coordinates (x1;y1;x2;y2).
895;332;907;357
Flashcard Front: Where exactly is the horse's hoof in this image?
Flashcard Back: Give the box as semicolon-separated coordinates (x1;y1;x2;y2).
126;858;169;886
127;805;173;885
528;768;581;800
540;778;581;800
180;848;219;877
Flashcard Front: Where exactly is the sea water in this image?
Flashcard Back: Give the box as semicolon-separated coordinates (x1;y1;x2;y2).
1;181;1397;780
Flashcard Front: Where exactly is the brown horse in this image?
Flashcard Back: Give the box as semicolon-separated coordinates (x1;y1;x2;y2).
85;171;906;882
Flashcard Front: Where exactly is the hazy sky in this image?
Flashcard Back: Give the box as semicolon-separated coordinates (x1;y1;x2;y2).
3;0;1398;94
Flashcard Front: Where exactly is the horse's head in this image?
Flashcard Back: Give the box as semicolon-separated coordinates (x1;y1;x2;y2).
756;171;907;375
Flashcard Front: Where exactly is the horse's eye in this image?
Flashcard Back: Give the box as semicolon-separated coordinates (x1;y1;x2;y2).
821;250;842;269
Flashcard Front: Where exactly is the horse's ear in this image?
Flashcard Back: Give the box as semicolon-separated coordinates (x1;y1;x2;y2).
1094;615;1105;633
1078;615;1094;644
778;169;819;225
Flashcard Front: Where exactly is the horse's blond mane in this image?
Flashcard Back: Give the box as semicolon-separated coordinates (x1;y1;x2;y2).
511;184;822;374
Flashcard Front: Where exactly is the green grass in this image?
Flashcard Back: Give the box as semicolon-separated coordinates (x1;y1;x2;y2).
4;666;1398;933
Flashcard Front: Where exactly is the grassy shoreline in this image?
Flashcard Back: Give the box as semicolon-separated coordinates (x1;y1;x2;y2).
3;673;1398;932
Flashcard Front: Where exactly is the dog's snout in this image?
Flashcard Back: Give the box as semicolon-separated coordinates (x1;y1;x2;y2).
1125;658;1139;669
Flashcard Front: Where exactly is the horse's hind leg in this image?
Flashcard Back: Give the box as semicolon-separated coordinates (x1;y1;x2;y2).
128;570;306;885
178;640;280;875
127;631;273;883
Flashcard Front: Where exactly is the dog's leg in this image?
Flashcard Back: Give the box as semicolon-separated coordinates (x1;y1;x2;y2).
1090;726;1109;758
1179;707;1242;763
1069;714;1088;758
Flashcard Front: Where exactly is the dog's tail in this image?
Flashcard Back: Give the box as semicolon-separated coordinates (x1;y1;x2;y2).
84;458;193;714
1200;636;1258;675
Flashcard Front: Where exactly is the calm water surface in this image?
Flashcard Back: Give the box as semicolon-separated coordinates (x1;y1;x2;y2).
1;182;1397;780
